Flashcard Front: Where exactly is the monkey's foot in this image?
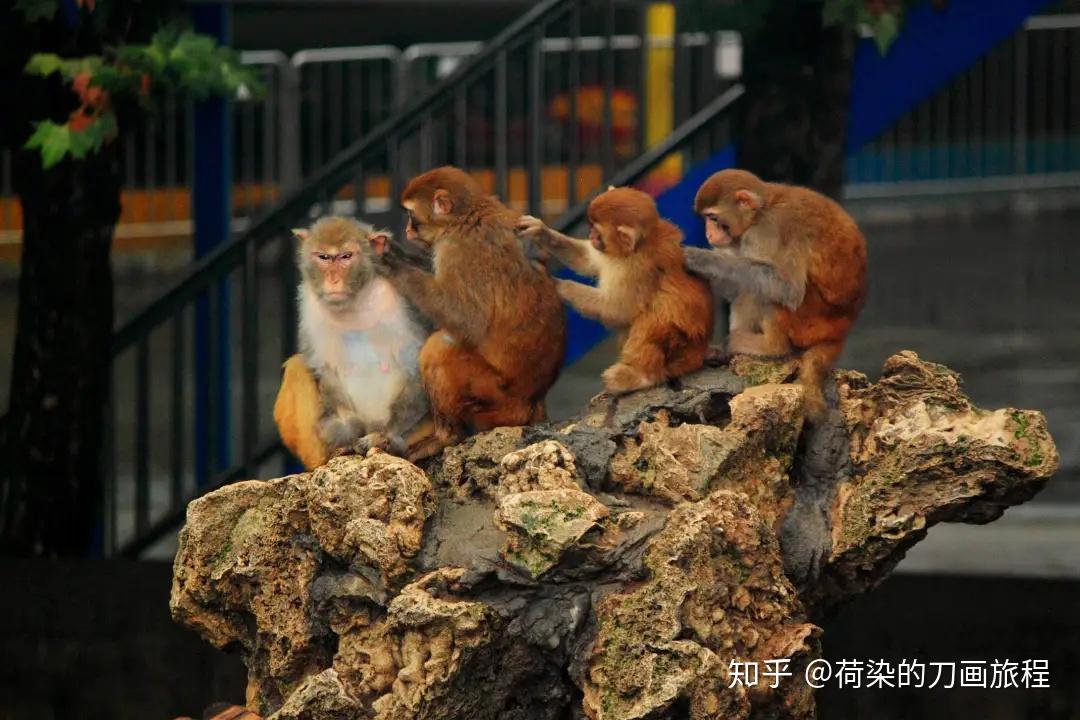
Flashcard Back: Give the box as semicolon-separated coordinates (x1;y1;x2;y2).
352;432;404;457
407;427;462;464
703;345;733;367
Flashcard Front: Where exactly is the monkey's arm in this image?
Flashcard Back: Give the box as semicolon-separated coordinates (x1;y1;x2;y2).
390;265;489;345
517;216;596;276
684;247;804;310
556;279;628;327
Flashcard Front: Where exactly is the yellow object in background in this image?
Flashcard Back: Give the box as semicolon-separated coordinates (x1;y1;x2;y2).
642;2;683;194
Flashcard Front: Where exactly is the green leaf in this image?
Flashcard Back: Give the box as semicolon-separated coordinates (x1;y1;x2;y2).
14;0;58;22
24;121;71;169
24;53;64;77
25;54;102;80
872;11;901;54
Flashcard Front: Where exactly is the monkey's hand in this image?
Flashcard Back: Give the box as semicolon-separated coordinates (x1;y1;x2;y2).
372;239;410;276
516;215;559;250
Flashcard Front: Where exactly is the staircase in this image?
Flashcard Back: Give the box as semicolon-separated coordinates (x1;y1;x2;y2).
105;0;744;557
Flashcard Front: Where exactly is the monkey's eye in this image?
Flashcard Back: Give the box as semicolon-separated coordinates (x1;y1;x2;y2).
315;253;331;262
339;252;353;261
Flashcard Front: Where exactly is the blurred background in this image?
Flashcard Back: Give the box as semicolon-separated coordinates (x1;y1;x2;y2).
1;0;1078;718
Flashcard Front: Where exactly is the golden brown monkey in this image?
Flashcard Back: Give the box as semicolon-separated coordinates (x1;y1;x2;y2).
272;216;431;468
375;166;566;461
684;168;868;419
518;187;713;394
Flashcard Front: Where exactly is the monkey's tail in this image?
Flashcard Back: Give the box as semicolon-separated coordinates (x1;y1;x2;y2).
798;341;844;423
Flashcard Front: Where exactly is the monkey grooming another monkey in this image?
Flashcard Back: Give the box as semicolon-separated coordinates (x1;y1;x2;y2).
517;187;713;395
377;166;566;461
272;216;431;468
684;168;867;419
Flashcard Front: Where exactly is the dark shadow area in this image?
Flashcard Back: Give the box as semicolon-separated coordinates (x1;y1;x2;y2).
819;573;1080;719
0;560;245;720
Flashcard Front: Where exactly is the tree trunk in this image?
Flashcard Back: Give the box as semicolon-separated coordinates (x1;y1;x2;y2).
738;2;854;198
0;147;121;556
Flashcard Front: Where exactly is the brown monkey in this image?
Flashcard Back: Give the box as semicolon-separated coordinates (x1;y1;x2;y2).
377;166;565;461
684;168;868;419
517;187;713;394
272;216;431;468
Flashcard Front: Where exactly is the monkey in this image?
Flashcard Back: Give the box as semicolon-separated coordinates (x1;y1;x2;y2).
272;215;432;468
517;187;714;395
683;168;868;420
371;166;566;462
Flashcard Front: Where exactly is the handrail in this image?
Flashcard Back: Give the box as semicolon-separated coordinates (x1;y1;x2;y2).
552;83;745;233
112;0;572;356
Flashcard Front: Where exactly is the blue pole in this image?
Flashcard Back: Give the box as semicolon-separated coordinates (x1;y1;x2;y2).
191;3;232;485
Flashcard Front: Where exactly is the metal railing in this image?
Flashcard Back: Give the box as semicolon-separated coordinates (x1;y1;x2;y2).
3;12;1079;244
0;28;733;242
105;0;744;558
845;12;1080;196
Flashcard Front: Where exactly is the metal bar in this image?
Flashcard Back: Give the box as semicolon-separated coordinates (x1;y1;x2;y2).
293;45;402;66
601;0;615;177
135;337;150;536
842;170;1080;199
280;61;302;190
171;311;185;509
263;65;278;203
242;240;258;464
309;64;324;172
420;111;434;170
1015;30;1029;175
495;49;509;199
1025;13;1080;30
553;83;745;233
636;8;648;157
328;59;344;158
528;27;544;215
567;1;581;206
389;135;403;234
454;85;468;168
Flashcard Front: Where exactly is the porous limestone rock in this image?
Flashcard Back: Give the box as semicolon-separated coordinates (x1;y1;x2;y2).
171;352;1058;719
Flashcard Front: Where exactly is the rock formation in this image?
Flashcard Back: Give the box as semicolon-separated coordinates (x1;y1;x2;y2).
171;352;1058;719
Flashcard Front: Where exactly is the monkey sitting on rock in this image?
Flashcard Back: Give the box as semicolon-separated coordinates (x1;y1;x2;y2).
273;215;432;468
517;186;713;395
684;168;868;420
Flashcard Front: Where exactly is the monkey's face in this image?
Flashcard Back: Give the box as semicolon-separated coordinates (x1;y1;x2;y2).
700;204;745;248
402;189;454;247
304;238;374;307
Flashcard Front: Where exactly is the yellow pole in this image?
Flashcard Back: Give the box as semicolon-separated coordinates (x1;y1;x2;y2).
644;2;682;190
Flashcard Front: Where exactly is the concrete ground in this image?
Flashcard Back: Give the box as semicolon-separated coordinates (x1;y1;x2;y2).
0;206;1077;571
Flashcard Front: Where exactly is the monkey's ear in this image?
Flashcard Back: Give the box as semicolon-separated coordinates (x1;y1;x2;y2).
733;190;761;211
432;189;453;216
615;225;640;253
292;228;309;242
369;230;392;255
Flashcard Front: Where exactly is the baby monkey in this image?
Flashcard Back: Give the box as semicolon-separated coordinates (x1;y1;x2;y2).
273;216;431;467
518;187;713;394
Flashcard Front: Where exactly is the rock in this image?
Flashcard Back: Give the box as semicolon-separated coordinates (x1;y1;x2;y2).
172;352;1059;719
495;488;610;578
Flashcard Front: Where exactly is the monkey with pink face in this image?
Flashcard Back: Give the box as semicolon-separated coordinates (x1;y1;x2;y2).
273;215;432;467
